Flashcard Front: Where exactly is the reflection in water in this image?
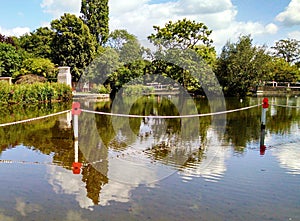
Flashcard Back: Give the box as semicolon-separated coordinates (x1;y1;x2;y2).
47;166;94;210
0;213;14;221
272;142;300;174
178;128;230;182
0;97;300;220
15;197;41;217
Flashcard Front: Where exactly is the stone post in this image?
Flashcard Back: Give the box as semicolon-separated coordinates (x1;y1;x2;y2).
57;66;72;87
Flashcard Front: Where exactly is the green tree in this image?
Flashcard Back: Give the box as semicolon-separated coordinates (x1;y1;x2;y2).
216;35;271;97
18;27;54;59
266;58;300;82
271;38;300;65
147;19;217;95
0;34;16;47
148;18;213;50
0;42;22;77
51;13;97;82
107;29;143;64
80;0;109;45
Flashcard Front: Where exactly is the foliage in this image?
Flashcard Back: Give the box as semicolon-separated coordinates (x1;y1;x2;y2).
215;35;271;97
14;57;57;81
0;81;72;104
271;38;300;65
15;74;47;84
107;29;143;63
265;58;300;82
147;19;218;95
51;13;97;82
0;34;16;47
80;0;109;45
18;27;54;59
84;47;121;85
148;18;213;50
0;42;22;77
122;84;154;95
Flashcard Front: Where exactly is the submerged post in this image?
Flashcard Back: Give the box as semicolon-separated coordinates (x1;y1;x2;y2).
72;102;82;174
260;98;269;155
261;97;269;130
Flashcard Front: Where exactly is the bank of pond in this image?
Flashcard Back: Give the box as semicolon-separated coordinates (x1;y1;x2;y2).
0;81;72;105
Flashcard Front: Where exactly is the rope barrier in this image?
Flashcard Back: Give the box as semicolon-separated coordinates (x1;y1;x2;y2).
0;110;71;127
81;104;262;119
271;104;300;109
0;159;62;167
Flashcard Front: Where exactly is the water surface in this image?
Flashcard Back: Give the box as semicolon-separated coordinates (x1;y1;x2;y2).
0;96;299;221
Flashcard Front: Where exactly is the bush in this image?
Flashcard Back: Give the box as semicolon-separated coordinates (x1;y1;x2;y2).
123;85;154;95
0;82;72;104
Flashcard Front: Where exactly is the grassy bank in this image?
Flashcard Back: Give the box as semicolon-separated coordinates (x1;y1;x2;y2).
0;81;72;104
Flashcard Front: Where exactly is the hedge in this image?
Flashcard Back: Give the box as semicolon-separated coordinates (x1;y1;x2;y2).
0;81;72;104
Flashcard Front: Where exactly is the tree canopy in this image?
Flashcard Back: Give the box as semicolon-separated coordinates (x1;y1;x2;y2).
216;35;271;97
148;18;213;50
51;13;97;82
271;38;300;65
80;0;109;45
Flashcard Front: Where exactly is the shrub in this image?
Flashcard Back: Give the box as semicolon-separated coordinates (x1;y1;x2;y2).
123;85;154;95
0;82;72;104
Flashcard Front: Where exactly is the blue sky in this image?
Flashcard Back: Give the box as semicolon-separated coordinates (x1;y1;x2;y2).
0;0;299;53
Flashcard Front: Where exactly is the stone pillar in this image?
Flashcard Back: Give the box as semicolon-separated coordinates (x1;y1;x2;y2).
57;66;72;87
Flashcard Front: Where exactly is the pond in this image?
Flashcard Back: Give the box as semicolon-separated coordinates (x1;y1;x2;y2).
0;96;299;221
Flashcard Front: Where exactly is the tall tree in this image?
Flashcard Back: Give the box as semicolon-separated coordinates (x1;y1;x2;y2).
18;27;54;59
216;35;271;97
148;18;213;50
271;38;300;65
147;19;217;95
51;13;97;82
80;0;109;45
107;29;143;64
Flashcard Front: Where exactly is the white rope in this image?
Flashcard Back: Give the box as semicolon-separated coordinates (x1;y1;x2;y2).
271;104;300;109
81;104;262;119
0;110;71;127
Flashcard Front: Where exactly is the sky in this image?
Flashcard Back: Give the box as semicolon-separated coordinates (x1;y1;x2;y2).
0;0;299;53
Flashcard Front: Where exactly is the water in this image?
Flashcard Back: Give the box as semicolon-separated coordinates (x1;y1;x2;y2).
0;96;299;221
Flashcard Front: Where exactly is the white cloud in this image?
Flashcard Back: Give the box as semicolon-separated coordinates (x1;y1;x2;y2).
0;26;30;37
109;0;279;52
276;0;300;26
36;0;283;52
40;0;81;19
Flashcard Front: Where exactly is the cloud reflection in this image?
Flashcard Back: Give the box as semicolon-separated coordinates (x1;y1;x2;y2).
178;128;230;182
272;142;300;175
46;166;94;210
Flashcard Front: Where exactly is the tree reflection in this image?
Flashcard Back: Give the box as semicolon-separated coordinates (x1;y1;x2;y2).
0;96;299;207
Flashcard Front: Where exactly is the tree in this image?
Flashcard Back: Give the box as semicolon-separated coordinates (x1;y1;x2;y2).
107;29;143;64
51;13;97;82
80;0;109;45
265;58;300;82
0;34;16;47
216;35;271;97
147;19;217;95
0;42;22;77
271;38;300;65
18;27;54;59
148;18;213;50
